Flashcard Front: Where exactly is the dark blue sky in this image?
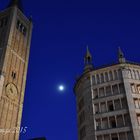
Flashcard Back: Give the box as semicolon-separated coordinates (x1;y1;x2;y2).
1;0;140;140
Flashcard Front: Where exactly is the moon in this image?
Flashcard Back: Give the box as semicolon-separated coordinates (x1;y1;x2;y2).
58;85;65;91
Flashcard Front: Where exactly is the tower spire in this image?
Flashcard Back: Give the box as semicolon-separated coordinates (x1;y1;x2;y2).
118;47;126;63
8;0;23;11
84;46;93;72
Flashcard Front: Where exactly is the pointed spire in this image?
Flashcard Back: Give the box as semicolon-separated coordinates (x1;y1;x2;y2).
8;0;23;11
118;47;126;63
84;46;93;72
86;46;92;57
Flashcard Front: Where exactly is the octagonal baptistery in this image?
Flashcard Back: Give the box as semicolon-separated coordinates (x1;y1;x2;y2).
74;47;140;140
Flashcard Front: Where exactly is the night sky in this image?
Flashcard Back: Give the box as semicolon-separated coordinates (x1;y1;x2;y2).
1;0;140;140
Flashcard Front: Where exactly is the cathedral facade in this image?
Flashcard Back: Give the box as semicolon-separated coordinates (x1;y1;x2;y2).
0;0;32;139
74;47;140;140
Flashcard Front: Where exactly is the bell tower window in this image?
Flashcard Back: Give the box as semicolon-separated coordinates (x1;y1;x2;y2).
0;17;8;28
16;19;27;36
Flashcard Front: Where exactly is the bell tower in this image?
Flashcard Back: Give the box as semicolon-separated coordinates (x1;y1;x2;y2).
0;0;32;139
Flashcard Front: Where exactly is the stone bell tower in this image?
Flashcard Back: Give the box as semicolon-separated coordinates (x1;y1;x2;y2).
0;0;32;139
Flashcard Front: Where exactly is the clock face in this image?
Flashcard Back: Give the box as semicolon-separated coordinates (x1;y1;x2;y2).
6;83;18;100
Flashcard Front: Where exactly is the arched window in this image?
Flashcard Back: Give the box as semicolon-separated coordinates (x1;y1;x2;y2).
100;73;104;83
135;70;139;80
92;75;96;85
114;70;118;80
109;71;113;81
131;70;135;79
133;70;137;79
105;72;109;82
137;70;140;80
96;74;100;84
118;69;122;79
